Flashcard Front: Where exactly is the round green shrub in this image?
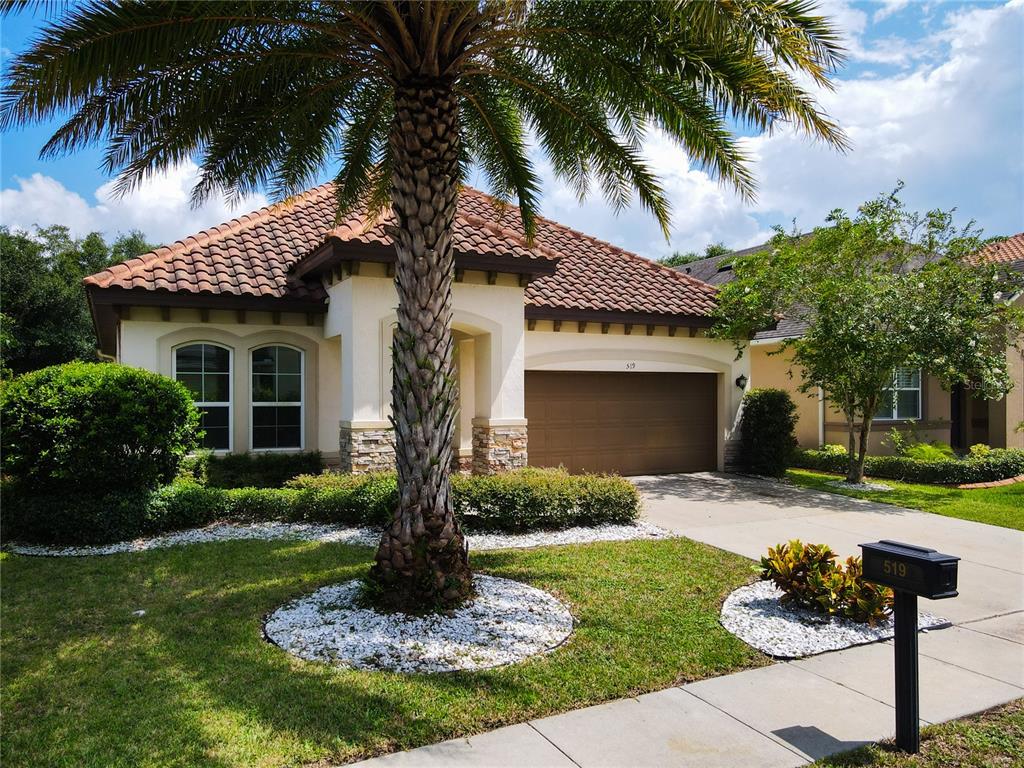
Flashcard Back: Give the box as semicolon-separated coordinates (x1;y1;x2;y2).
1;362;199;492
739;388;799;477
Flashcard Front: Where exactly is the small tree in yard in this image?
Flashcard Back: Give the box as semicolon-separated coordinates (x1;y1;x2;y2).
3;1;848;610
714;185;1024;484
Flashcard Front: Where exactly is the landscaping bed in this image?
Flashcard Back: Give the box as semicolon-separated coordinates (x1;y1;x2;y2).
720;580;946;658
6;520;671;557
792;445;1024;486
0;537;765;767
2;467;642;546
787;469;1024;531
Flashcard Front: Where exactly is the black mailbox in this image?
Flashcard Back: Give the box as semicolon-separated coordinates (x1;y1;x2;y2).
860;540;959;599
860;539;961;755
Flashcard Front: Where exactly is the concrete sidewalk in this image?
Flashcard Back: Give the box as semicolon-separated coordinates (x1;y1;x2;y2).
351;474;1023;767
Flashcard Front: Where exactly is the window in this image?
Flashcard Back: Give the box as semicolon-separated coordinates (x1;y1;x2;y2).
876;367;921;421
174;343;231;450
251;345;303;449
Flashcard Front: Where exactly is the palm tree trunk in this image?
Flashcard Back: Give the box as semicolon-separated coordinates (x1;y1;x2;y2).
369;78;473;611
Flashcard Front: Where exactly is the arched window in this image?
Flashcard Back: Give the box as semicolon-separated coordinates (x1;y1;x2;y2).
251;345;303;450
174;343;232;450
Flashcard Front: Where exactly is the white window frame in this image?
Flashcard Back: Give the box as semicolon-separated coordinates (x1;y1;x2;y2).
172;342;233;453
249;344;305;452
875;367;922;422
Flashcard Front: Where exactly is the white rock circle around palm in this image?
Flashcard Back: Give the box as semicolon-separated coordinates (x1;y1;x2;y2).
264;575;574;673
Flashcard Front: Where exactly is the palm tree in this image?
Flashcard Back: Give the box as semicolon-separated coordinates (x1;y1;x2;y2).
2;0;847;611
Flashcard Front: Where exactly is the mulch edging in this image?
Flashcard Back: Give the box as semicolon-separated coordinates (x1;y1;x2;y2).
957;474;1024;490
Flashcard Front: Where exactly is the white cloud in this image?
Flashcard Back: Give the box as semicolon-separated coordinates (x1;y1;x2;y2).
528;134;772;259
528;0;1022;257
873;0;912;23
744;0;1024;237
816;0;917;65
0;162;268;245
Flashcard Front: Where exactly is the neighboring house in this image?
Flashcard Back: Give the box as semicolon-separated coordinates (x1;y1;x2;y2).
84;185;750;476
680;233;1024;453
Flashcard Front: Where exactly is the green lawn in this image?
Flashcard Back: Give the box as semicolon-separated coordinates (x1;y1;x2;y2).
1;537;765;767
816;699;1024;767
787;469;1024;531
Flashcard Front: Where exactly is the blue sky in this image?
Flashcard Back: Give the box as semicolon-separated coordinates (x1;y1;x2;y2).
2;0;1022;256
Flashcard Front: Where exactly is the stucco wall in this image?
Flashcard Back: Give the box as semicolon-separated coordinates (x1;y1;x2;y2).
990;338;1024;449
115;271;752;471
324;267;526;426
118;308;340;457
524;321;750;470
822;373;951;454
747;339;955;455
750;342;821;448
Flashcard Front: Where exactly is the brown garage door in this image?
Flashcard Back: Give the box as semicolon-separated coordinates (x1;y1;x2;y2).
525;371;717;475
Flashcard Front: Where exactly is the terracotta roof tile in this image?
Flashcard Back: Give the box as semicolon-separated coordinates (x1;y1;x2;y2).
976;233;1024;266
85;184;717;318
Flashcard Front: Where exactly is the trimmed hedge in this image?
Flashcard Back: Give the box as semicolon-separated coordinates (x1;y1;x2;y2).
739;388;798;477
451;467;640;532
1;362;198;492
4;468;641;545
179;450;324;488
793;446;1024;485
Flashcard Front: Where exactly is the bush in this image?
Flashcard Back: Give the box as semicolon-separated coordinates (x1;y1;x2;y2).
452;467;640;532
1;362;199;492
902;441;955;461
149;482;227;530
738;388;798;477
179;450;323;488
5;467;641;546
3;480;155;545
760;539;892;624
792;446;1024;485
291;467;640;533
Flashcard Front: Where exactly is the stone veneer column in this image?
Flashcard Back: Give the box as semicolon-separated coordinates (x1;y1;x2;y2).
471;418;528;474
339;422;396;473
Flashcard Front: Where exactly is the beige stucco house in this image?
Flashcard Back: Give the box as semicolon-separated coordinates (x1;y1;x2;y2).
84;185;751;476
682;234;1024;454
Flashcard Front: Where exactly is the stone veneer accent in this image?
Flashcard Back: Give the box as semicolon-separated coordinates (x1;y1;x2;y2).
339;424;395;473
472;420;528;474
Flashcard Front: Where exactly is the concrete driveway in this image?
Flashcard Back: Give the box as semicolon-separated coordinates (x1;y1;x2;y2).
633;472;1024;625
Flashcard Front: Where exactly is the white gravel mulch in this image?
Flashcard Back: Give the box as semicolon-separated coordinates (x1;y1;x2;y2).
264;574;574;673
6;520;672;557
721;580;948;659
826;479;893;492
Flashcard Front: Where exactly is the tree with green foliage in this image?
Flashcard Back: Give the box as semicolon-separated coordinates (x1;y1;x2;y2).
660;242;731;268
3;0;847;610
713;185;1024;484
0;225;156;374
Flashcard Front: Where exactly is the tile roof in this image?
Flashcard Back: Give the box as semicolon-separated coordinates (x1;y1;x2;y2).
976;233;1024;266
522;212;717;318
85;184;718;319
84;184;337;304
327;187;562;265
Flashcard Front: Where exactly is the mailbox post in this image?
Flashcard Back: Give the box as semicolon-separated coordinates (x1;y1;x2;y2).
860;540;959;754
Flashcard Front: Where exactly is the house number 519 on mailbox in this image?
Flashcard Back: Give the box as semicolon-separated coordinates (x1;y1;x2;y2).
882;559;907;578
